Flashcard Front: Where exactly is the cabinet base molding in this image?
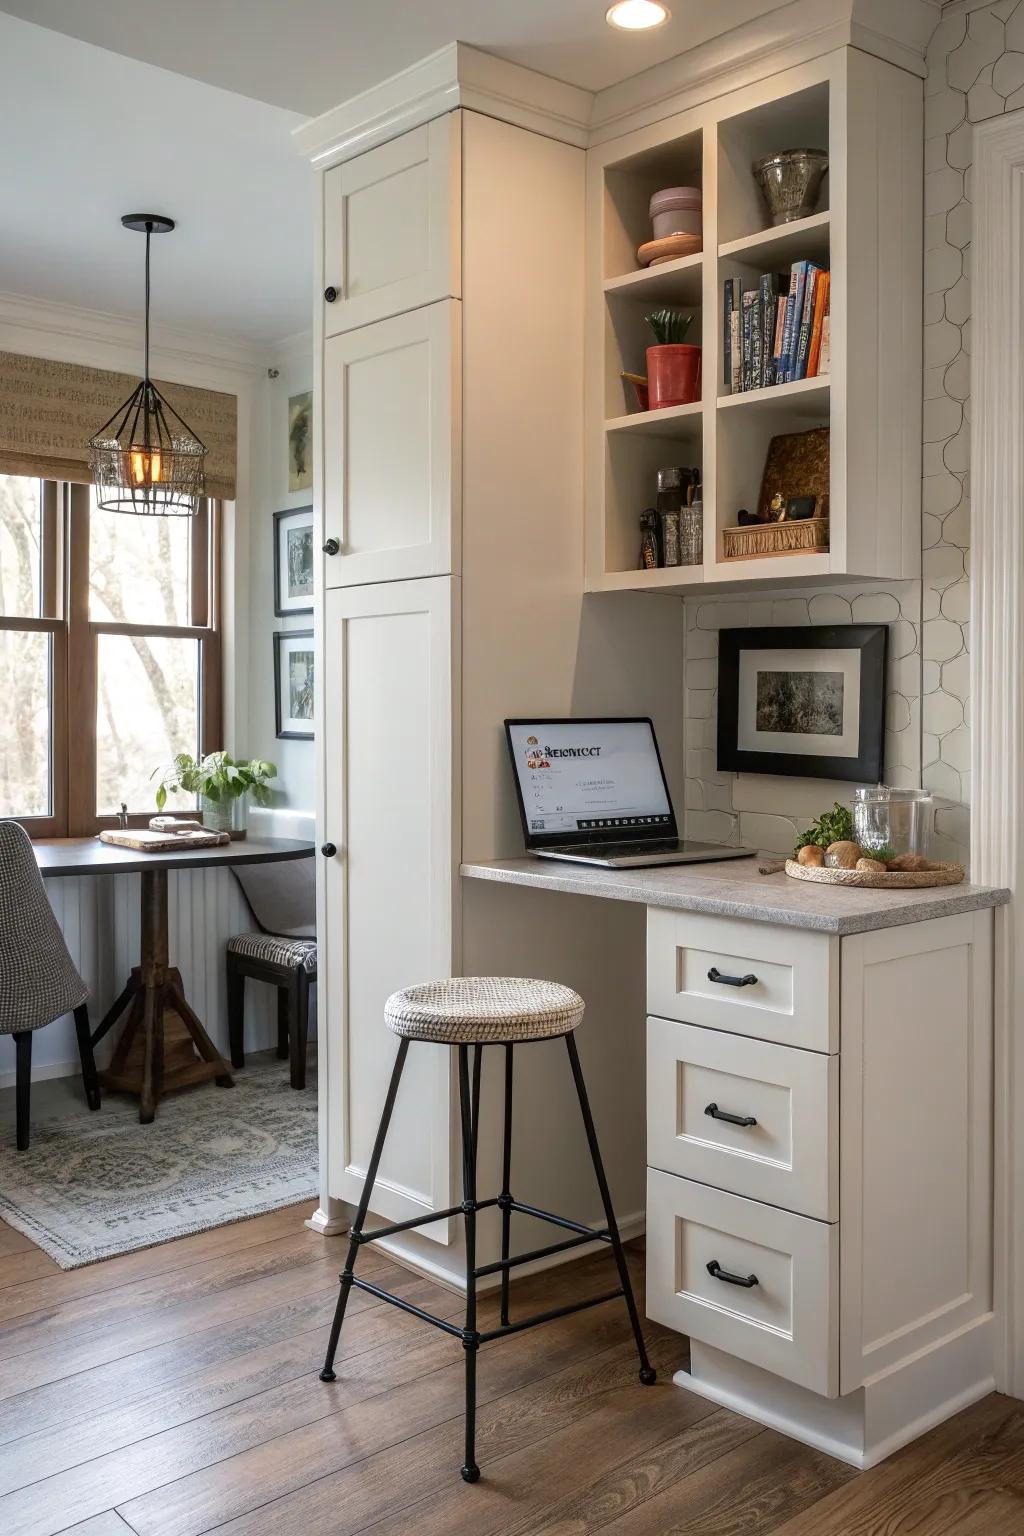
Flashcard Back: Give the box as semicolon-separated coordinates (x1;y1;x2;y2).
675;1327;995;1470
305;1203;351;1237
370;1207;646;1297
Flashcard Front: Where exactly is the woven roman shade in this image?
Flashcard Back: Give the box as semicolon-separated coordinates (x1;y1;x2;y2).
0;350;237;500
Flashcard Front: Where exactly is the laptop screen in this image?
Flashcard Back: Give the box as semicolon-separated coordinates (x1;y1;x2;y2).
505;718;676;845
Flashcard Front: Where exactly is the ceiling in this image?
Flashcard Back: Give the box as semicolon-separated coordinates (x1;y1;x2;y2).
0;12;311;347
0;0;854;349
0;0;794;116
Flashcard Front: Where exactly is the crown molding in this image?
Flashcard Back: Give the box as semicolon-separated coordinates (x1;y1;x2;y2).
293;41;592;169
294;3;933;172
0;290;269;384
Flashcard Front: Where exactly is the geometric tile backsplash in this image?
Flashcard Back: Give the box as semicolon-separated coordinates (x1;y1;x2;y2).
683;2;1016;871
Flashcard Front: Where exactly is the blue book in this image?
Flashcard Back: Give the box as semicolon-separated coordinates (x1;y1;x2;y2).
741;290;758;391
794;265;823;380
784;261;810;383
778;263;801;384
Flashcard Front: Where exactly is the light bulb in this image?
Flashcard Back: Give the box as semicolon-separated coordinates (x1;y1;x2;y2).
129;447;163;485
606;1;670;30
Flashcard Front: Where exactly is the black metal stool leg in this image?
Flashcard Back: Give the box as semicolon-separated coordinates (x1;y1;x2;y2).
459;1042;483;1483
320;1038;409;1382
498;1043;514;1328
564;1033;656;1385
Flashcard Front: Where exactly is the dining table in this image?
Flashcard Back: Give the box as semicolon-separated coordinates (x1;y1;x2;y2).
33;836;315;1123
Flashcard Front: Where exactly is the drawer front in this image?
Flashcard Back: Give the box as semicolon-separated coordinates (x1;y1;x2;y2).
647;908;838;1053
647;1016;838;1220
323;114;461;336
646;1168;839;1396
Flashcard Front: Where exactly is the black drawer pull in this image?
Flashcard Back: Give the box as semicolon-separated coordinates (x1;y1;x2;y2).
324;285;338;303
707;966;758;988
320;842;337;858
705;1101;757;1128
322;538;340;555
707;1259;759;1288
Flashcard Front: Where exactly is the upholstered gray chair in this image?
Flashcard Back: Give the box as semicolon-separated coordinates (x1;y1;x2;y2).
226;859;316;1089
0;821;100;1149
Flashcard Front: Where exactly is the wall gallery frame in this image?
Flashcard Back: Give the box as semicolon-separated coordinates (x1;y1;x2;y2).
717;625;887;782
274;630;314;739
274;507;314;616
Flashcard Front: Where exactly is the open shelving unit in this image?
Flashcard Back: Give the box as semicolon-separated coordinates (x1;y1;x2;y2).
584;48;923;594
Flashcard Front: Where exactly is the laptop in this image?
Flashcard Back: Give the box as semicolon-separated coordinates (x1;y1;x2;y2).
505;717;755;869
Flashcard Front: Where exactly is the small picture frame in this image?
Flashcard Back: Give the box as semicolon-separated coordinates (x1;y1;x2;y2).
274;630;314;739
717;625;887;783
288;391;313;492
274;507;314;616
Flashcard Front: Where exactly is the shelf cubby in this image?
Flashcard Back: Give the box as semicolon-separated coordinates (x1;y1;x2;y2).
584;46;922;593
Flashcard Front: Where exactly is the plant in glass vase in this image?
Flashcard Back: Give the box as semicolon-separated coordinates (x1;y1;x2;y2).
152;752;277;839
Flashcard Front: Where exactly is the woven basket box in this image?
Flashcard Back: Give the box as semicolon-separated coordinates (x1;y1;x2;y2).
722;516;829;560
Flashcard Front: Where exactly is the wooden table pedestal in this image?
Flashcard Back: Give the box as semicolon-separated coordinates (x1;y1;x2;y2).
92;867;233;1122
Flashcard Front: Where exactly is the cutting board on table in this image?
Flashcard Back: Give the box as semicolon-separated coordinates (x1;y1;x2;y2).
98;829;230;852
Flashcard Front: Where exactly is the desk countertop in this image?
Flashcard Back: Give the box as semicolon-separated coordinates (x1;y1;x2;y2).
33;836;315;878
461;854;1010;936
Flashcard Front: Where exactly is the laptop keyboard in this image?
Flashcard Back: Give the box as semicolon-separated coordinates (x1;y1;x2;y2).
553;838;681;857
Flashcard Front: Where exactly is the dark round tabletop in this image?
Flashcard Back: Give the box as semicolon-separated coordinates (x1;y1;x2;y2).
32;836;315;878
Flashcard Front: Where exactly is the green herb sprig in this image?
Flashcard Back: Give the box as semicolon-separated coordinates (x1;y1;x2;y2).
794;802;854;858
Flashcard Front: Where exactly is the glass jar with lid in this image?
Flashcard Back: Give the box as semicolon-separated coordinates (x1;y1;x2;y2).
853;786;933;859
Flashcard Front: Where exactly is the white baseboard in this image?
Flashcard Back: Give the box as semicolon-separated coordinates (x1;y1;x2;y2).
0;1057;84;1092
677;1321;997;1471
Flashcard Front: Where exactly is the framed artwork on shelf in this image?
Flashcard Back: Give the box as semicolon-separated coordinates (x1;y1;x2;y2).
288;391;313;492
274;630;314;739
717;625;887;783
274;506;314;616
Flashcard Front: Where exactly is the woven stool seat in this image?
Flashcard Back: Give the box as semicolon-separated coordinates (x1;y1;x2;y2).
384;976;584;1045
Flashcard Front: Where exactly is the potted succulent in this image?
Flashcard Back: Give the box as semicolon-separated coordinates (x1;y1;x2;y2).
644;308;701;410
152;752;277;839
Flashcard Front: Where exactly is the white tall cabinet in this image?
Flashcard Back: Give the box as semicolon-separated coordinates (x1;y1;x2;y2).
304;78;686;1282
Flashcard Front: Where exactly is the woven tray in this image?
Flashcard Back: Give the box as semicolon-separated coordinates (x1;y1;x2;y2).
722;517;829;560
785;859;965;889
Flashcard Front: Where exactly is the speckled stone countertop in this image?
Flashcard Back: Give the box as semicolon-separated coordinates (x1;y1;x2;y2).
461;855;1010;936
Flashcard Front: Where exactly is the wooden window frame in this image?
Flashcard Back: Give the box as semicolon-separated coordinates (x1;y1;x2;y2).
1;478;222;838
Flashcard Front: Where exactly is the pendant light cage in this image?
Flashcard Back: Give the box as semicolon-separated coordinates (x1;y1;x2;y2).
88;214;207;517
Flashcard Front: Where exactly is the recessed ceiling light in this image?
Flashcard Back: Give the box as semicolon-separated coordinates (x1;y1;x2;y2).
606;0;670;30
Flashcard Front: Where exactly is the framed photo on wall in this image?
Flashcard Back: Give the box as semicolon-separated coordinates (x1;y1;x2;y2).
288;391;313;492
274;630;314;739
274;507;314;616
717;625;888;783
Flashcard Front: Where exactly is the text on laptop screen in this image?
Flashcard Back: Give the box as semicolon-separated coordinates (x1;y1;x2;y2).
508;721;672;836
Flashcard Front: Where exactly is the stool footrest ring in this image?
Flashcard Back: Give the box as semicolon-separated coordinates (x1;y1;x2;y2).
508;1198;602;1241
478;1287;624;1343
356;1197;500;1247
474;1227;610;1279
350;1276;464;1338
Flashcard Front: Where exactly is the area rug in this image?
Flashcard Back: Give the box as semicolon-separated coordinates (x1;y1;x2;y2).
0;1057;318;1268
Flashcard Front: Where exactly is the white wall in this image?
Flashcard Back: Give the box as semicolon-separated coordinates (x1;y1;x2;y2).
246;333;316;817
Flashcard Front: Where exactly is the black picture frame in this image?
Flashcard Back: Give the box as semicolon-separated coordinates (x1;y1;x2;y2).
716;625;888;783
273;506;314;617
274;630;314;740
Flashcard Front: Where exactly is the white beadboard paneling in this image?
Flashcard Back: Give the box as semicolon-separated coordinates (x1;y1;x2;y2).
0;868;286;1089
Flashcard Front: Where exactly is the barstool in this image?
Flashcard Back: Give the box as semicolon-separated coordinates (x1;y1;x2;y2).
319;976;656;1483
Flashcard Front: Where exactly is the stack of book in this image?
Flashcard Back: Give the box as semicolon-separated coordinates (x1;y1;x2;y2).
723;262;830;394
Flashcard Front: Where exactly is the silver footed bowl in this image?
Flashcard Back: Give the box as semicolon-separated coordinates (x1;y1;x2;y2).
753;148;829;226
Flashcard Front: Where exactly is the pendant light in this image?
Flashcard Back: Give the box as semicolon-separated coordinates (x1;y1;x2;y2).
89;215;206;516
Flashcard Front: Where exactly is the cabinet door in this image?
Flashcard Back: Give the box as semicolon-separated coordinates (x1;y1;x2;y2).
323;300;460;587
323;114;461;336
322;577;460;1231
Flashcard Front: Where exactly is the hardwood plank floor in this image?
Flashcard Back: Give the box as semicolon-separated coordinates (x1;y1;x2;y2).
0;1204;1020;1536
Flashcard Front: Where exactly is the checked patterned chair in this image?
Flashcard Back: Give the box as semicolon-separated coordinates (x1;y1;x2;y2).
226;859;316;1089
0;821;100;1149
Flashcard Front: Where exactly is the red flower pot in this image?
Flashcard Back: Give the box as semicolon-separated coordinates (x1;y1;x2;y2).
646;344;702;409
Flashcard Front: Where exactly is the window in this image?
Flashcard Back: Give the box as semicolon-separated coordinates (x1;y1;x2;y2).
0;475;220;835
